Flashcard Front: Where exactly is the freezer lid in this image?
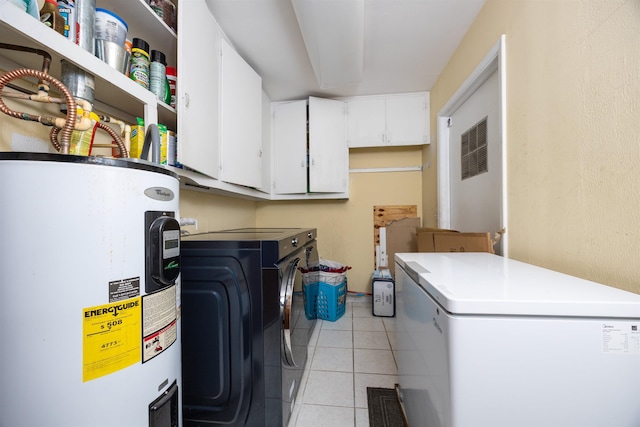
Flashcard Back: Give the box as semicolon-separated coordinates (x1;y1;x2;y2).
395;252;640;318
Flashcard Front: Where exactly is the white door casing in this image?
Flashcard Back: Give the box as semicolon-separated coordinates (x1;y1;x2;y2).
437;35;507;255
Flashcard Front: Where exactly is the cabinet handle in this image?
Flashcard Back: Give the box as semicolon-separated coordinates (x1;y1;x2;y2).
184;93;190;107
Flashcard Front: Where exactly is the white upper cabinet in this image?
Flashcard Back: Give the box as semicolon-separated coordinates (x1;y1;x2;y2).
385;93;429;146
272;100;307;194
219;38;262;188
346;97;386;146
308;97;348;193
177;0;220;179
271;97;348;198
178;1;262;188
347;92;430;147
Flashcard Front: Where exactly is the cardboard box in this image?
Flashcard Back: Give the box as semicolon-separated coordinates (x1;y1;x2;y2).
416;227;458;252
417;227;494;254
384;217;421;277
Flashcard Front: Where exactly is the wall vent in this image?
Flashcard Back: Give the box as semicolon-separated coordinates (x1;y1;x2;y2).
461;117;488;180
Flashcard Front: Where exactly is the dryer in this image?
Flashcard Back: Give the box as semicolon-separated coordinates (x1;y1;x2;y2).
180;228;318;427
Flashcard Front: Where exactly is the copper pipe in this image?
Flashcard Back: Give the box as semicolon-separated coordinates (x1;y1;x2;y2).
49;127;62;152
0;44;52;75
0;68;76;153
0;43;52;92
96;121;128;158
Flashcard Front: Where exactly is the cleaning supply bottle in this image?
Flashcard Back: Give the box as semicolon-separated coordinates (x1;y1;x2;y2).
130;38;150;89
149;49;166;101
39;0;65;35
166;66;176;108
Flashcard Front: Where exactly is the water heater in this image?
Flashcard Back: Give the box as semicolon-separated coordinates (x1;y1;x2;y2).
0;153;182;426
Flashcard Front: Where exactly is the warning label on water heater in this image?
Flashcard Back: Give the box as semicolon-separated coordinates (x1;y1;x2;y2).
82;298;142;382
142;286;177;363
602;322;640;354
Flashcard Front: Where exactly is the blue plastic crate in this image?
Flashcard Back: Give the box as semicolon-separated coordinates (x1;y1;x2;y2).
303;282;319;320
304;280;347;322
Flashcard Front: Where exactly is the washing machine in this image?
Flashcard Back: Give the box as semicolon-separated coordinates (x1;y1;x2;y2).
180;228;318;427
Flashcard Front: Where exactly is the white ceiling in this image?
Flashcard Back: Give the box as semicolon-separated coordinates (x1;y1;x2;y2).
205;0;485;102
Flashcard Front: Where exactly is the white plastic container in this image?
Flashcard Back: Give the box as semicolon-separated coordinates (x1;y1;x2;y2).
94;8;128;47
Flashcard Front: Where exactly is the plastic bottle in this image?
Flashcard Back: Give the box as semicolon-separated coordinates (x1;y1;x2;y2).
166;66;177;108
69;108;100;156
39;0;66;35
130;38;150;89
150;50;166;101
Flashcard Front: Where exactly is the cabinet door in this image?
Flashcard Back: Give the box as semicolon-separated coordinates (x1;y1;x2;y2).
272;101;307;194
308;97;348;193
385;93;429;146
177;0;221;179
220;38;263;188
346;97;386;147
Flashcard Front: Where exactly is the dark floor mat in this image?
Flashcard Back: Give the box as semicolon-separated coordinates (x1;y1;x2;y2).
367;386;406;427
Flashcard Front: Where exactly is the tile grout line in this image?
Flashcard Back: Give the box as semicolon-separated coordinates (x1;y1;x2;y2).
351;302;357;425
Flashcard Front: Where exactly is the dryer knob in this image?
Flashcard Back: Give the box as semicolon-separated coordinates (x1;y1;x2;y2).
291;238;298;247
307;232;313;239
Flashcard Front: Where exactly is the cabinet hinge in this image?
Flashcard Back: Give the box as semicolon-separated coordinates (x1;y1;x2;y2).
447;117;452;128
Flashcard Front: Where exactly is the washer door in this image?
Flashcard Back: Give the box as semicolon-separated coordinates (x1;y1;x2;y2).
280;257;300;367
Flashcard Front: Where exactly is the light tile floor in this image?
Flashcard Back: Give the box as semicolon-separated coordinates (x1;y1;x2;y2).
288;295;398;427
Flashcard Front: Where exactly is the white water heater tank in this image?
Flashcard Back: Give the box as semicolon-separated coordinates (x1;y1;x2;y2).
0;153;182;427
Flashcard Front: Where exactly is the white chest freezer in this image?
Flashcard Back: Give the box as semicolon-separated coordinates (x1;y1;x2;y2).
395;252;640;427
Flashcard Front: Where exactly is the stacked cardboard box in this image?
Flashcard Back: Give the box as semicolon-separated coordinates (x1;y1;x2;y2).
383;220;497;277
416;228;494;253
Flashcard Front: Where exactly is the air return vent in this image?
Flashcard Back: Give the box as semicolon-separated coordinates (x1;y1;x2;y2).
461;117;488;180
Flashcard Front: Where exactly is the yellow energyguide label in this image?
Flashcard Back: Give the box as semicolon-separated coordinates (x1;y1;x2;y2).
82;298;142;382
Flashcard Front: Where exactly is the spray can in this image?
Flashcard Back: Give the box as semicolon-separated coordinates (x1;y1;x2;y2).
150;50;166;101
130;38;150;89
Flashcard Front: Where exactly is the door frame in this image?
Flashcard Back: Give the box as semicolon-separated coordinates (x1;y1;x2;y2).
437;35;508;255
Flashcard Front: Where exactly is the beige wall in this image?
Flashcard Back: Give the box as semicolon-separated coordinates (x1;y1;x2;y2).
257;146;423;293
176;146;423;294
427;0;640;294
179;190;257;233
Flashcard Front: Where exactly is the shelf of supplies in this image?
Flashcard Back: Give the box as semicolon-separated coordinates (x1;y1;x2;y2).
0;1;176;129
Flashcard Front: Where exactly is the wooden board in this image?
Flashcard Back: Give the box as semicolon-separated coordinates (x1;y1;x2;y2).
373;205;418;266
